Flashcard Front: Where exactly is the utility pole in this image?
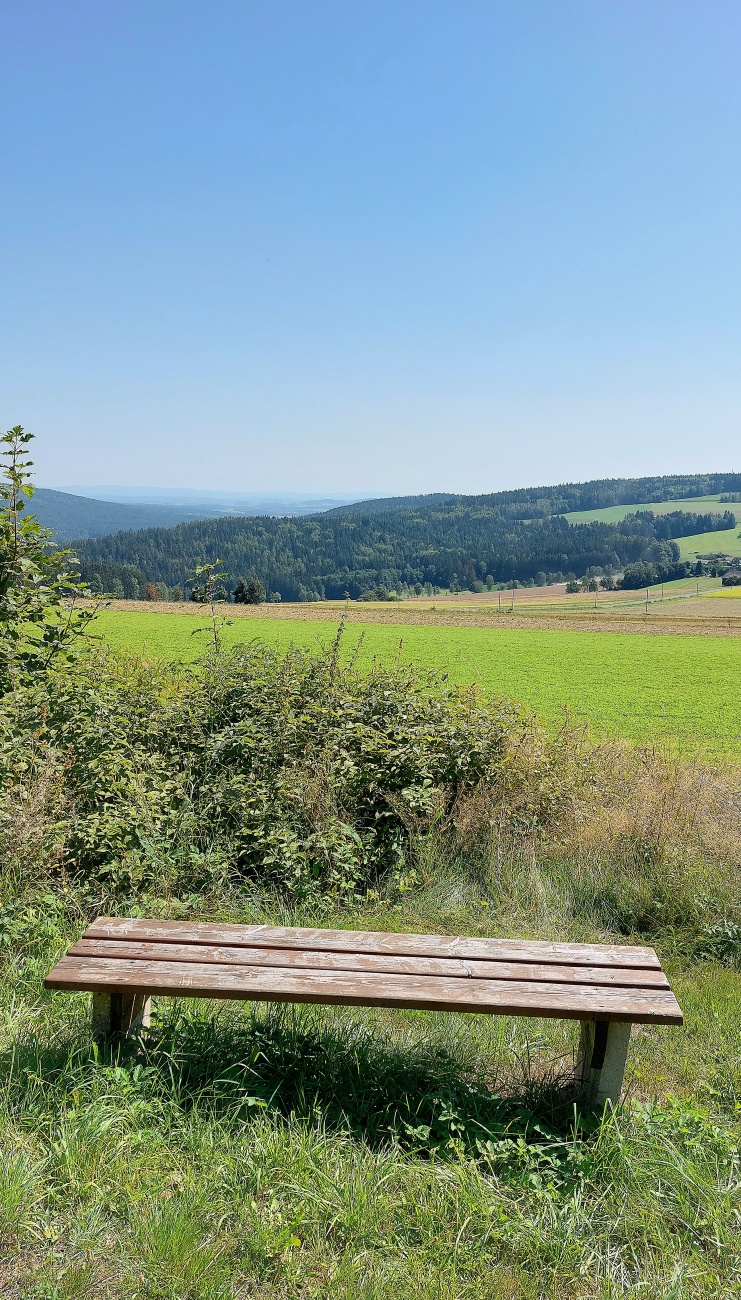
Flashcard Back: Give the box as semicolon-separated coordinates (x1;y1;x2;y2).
498;590;501;613
645;587;650;614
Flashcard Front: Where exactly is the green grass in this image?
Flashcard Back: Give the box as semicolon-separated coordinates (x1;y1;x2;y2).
562;495;731;524
94;610;741;756
3;889;741;1298
677;526;741;560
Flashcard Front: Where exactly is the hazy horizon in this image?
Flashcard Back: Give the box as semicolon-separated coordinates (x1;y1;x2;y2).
55;485;369;505
49;468;738;512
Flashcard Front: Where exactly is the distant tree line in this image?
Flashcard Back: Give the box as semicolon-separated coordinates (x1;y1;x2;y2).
327;473;741;519
620;560;694;589
73;494;737;602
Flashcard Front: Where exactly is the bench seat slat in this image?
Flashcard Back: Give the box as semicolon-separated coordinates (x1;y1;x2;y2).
44;955;683;1024
69;937;671;990
84;918;662;970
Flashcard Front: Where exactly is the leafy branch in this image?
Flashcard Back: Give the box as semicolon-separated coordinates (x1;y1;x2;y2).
189;559;232;654
0;425;99;691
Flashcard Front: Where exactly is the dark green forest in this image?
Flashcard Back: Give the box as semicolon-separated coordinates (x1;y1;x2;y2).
73;472;738;599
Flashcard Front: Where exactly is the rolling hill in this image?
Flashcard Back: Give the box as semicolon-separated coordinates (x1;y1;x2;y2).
30;488;219;541
71;478;737;601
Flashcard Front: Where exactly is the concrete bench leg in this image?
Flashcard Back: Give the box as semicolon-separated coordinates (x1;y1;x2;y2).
578;1020;632;1106
92;991;151;1045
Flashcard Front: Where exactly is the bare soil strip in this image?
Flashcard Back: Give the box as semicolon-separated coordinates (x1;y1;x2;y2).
92;598;741;637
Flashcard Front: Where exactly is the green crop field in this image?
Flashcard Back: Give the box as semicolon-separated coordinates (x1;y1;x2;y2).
94;610;741;756
562;494;731;524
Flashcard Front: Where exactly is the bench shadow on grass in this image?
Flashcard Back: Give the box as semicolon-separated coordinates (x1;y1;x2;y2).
129;1004;584;1153
1;1004;587;1157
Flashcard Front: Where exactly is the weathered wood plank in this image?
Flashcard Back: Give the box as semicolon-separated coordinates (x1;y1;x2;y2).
83;918;661;969
44;956;683;1024
69;937;671;989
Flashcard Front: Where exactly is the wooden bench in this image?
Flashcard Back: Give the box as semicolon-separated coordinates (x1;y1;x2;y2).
44;917;682;1105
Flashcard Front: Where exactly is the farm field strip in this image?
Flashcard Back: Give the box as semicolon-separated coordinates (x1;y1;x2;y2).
406;575;723;607
88;589;741;630
83;574;726;618
95;609;741;756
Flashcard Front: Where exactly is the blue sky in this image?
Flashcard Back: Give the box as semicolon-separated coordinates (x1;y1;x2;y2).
2;1;740;494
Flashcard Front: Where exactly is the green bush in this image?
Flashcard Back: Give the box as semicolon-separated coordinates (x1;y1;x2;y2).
2;622;740;935
0;632;537;898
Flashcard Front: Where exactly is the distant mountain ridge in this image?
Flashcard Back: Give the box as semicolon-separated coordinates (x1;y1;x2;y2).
58;485;365;515
328;492;455;515
32;487;370;541
30;489;219;541
36;474;741;544
328;474;741;518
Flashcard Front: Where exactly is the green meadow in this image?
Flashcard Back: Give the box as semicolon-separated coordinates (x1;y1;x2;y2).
562;494;732;524
677;526;741;560
95;610;741;757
